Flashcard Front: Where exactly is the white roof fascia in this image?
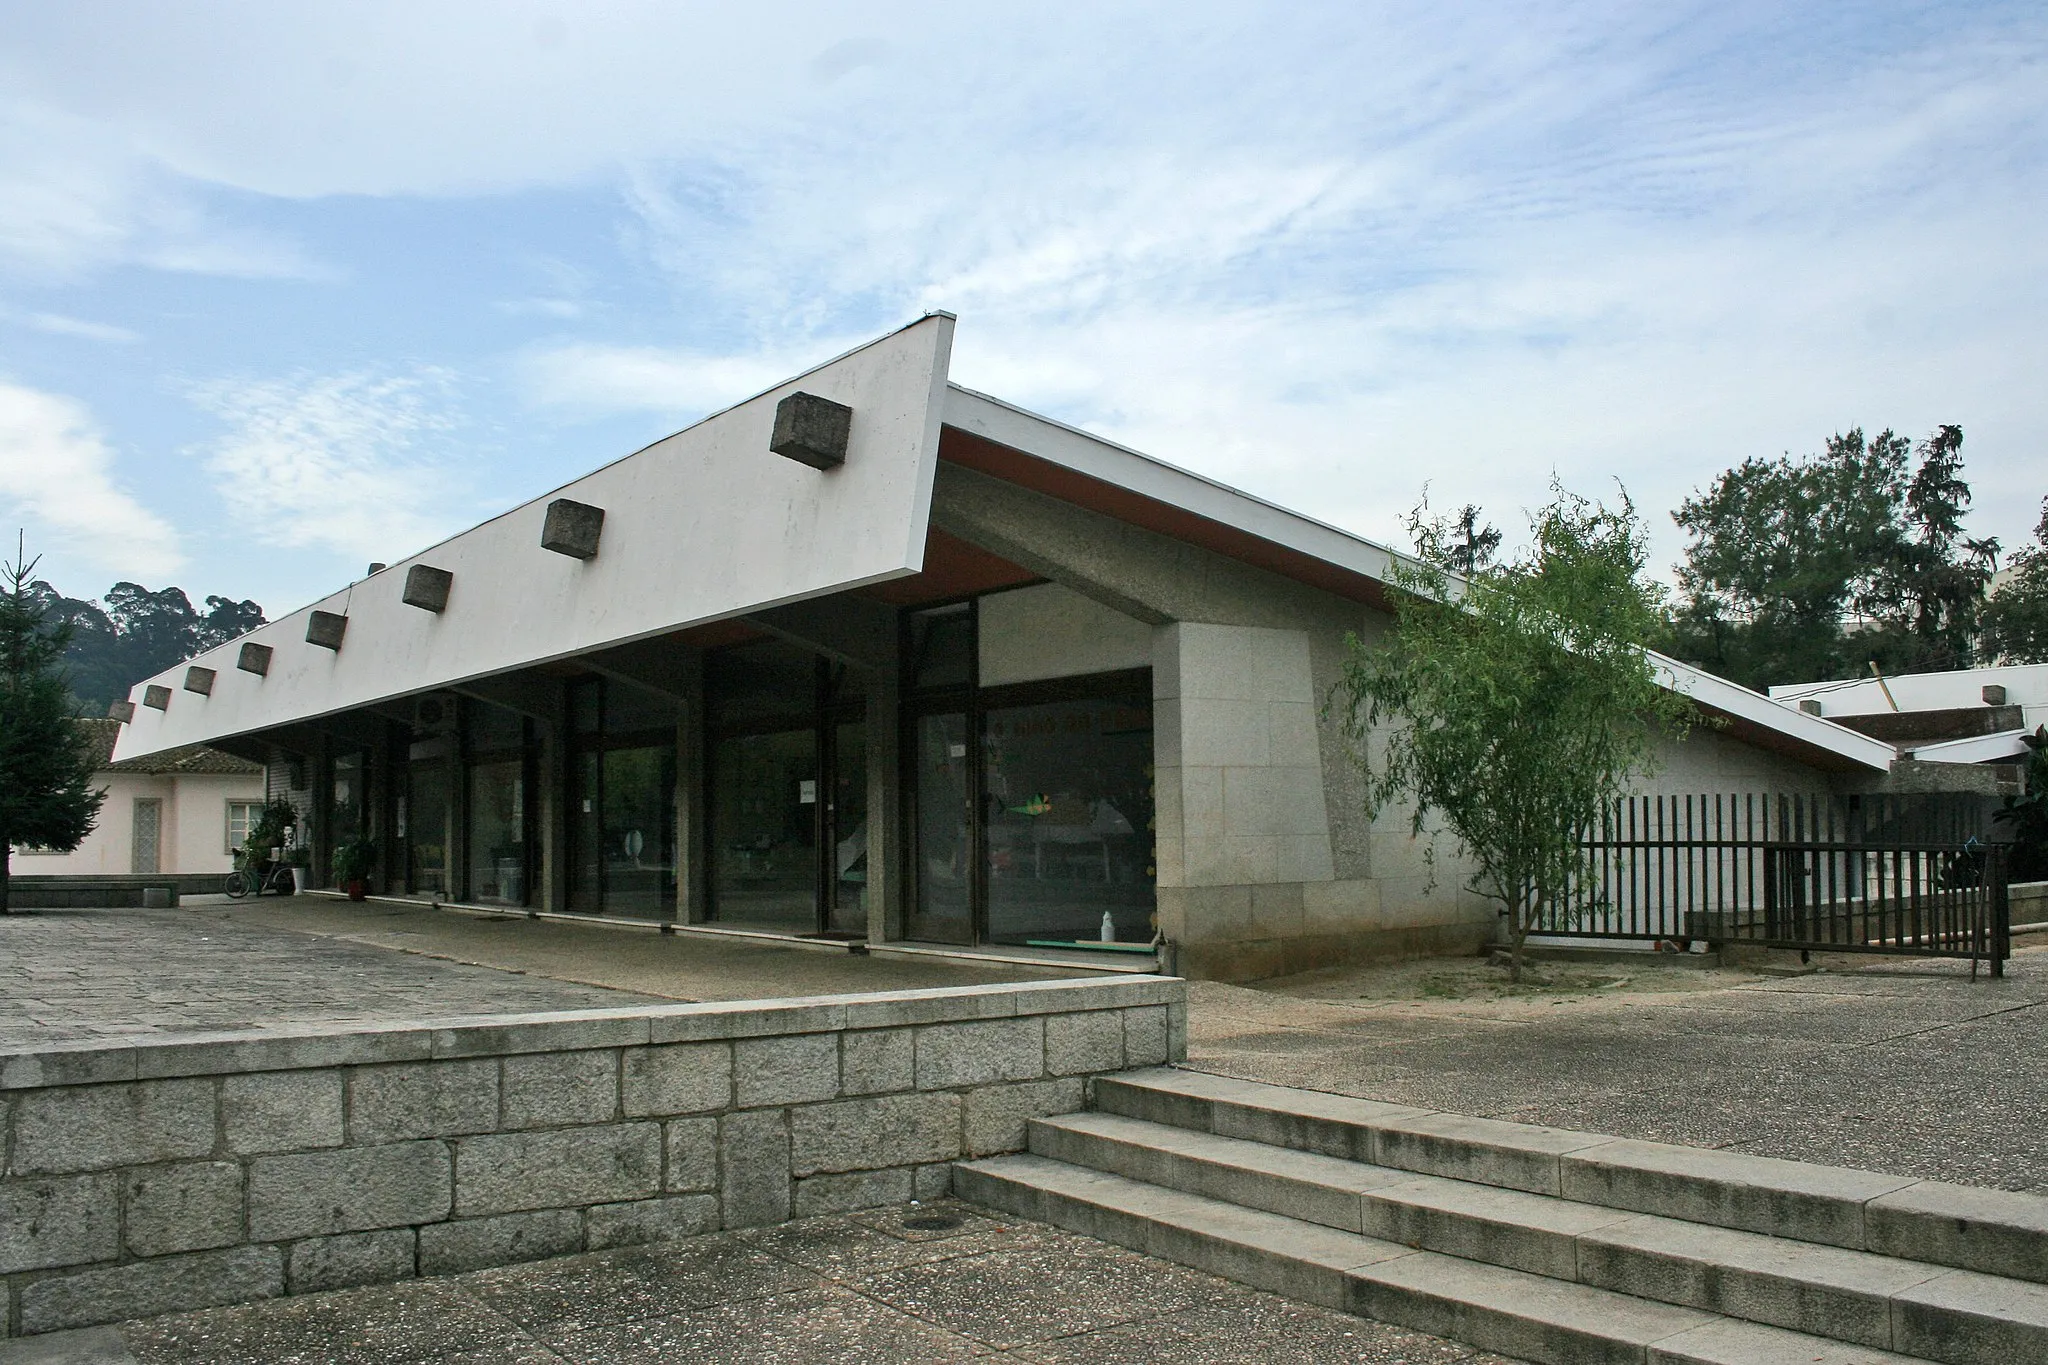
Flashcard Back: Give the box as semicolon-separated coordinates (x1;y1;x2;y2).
941;384;1417;590
1905;730;2031;764
1652;652;1897;771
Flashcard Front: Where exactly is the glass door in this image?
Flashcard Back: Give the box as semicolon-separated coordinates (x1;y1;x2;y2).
827;719;869;935
566;677;679;918
710;727;818;928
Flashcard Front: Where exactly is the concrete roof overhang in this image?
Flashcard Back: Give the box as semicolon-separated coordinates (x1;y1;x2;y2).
108;315;1891;777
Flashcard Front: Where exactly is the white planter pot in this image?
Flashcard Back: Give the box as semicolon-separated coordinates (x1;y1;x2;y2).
291;866;309;894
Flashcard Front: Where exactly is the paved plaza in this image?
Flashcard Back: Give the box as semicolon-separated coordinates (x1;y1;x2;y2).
1186;938;2048;1193
0;897;1061;1050
1;1204;1520;1365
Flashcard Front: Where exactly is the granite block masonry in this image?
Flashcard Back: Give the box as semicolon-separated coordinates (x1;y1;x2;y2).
0;974;1185;1338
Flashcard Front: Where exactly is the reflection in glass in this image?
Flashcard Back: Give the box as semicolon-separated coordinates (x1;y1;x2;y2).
910;712;972;943
908;605;972;691
407;760;451;896
983;695;1154;946
570;750;602;912
710;729;817;927
467;758;525;904
829;720;867;935
602;745;676;918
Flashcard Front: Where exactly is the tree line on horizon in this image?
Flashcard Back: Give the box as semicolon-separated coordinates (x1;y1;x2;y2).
26;580;266;715
1447;424;2047;690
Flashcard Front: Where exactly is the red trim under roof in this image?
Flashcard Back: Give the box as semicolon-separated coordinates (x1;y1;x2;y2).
937;426;1394;611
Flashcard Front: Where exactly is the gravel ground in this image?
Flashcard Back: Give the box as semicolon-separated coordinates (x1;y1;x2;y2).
1186;935;2048;1191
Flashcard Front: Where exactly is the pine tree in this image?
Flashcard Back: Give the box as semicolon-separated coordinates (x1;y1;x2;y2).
0;537;106;913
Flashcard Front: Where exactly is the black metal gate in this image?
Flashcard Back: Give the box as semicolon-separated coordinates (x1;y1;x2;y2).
1531;793;2011;975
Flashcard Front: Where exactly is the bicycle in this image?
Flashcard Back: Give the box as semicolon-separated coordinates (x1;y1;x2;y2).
223;859;297;899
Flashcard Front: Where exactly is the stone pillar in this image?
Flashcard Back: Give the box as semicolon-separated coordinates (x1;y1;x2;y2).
864;667;901;942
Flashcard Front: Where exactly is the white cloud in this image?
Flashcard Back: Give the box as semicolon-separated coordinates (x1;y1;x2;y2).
0;98;323;281
191;369;478;565
0;380;183;577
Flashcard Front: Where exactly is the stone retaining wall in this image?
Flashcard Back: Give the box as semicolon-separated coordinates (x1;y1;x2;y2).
0;975;1185;1337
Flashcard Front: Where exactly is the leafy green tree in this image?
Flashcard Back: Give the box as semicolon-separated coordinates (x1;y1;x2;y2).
1860;426;1999;672
1335;482;1690;980
1664;425;1996;687
0;542;106;914
1981;499;2048;665
22;578;265;713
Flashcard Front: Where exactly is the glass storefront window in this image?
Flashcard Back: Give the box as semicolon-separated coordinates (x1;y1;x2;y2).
910;711;973;943
710;729;817;928
567;678;678;919
407;759;451;896
908;604;972;691
602;744;676;918
467;758;526;904
982;694;1154;946
829;719;868;935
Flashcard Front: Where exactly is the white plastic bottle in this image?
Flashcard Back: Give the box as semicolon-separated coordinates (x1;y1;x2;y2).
1100;910;1116;943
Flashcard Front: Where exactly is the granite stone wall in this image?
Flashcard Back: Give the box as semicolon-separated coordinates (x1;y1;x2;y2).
0;976;1185;1337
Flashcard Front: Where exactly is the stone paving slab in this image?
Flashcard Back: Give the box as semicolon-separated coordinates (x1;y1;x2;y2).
0;900;1064;1050
1188;943;2048;1193
0;1203;1526;1364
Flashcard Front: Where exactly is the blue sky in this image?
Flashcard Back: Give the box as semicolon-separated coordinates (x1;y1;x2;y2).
1;2;2043;615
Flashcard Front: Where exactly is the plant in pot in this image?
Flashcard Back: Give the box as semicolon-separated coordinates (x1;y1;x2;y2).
331;838;376;902
283;843;312;895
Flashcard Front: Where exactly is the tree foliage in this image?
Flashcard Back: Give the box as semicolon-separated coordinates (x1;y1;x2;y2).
1663;425;1999;687
24;579;264;713
0;543;107;914
1335;482;1689;979
1981;499;2048;665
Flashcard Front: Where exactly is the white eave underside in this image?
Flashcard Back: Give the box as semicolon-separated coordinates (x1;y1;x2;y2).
1905;730;2030;764
942;384;1411;591
1654;654;1896;771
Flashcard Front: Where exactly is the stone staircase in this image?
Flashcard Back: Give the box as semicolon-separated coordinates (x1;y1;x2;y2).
955;1068;2048;1365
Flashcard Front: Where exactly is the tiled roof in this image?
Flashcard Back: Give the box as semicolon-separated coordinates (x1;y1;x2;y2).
76;716;262;776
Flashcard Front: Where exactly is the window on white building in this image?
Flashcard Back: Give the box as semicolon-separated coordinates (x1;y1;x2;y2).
226;800;262;855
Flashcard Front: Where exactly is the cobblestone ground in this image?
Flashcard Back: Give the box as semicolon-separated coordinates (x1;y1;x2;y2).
7;1204;1524;1365
1187;938;2048;1192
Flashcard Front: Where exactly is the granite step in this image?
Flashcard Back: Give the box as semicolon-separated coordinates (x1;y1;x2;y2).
1092;1069;2048;1283
956;1153;1933;1365
1026;1111;2048;1360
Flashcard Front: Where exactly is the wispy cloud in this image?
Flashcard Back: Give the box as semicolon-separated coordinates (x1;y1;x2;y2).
1;307;141;343
190;369;477;565
0;379;182;576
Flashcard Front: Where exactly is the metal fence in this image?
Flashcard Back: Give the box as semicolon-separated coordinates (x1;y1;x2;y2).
1531;792;2010;975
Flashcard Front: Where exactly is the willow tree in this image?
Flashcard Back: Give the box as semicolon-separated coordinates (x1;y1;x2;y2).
1335;482;1690;980
0;540;105;913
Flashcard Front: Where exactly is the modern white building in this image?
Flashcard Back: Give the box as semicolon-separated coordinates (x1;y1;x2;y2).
109;316;1961;978
11;718;263;879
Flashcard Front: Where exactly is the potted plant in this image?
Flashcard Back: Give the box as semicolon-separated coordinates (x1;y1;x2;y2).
284;844;312;895
331;838;376;902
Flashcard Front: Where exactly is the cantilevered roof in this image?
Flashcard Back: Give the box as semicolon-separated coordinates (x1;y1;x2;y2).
110;315;1893;775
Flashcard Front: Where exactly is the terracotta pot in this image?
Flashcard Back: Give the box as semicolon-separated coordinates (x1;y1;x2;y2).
346;879;367;902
